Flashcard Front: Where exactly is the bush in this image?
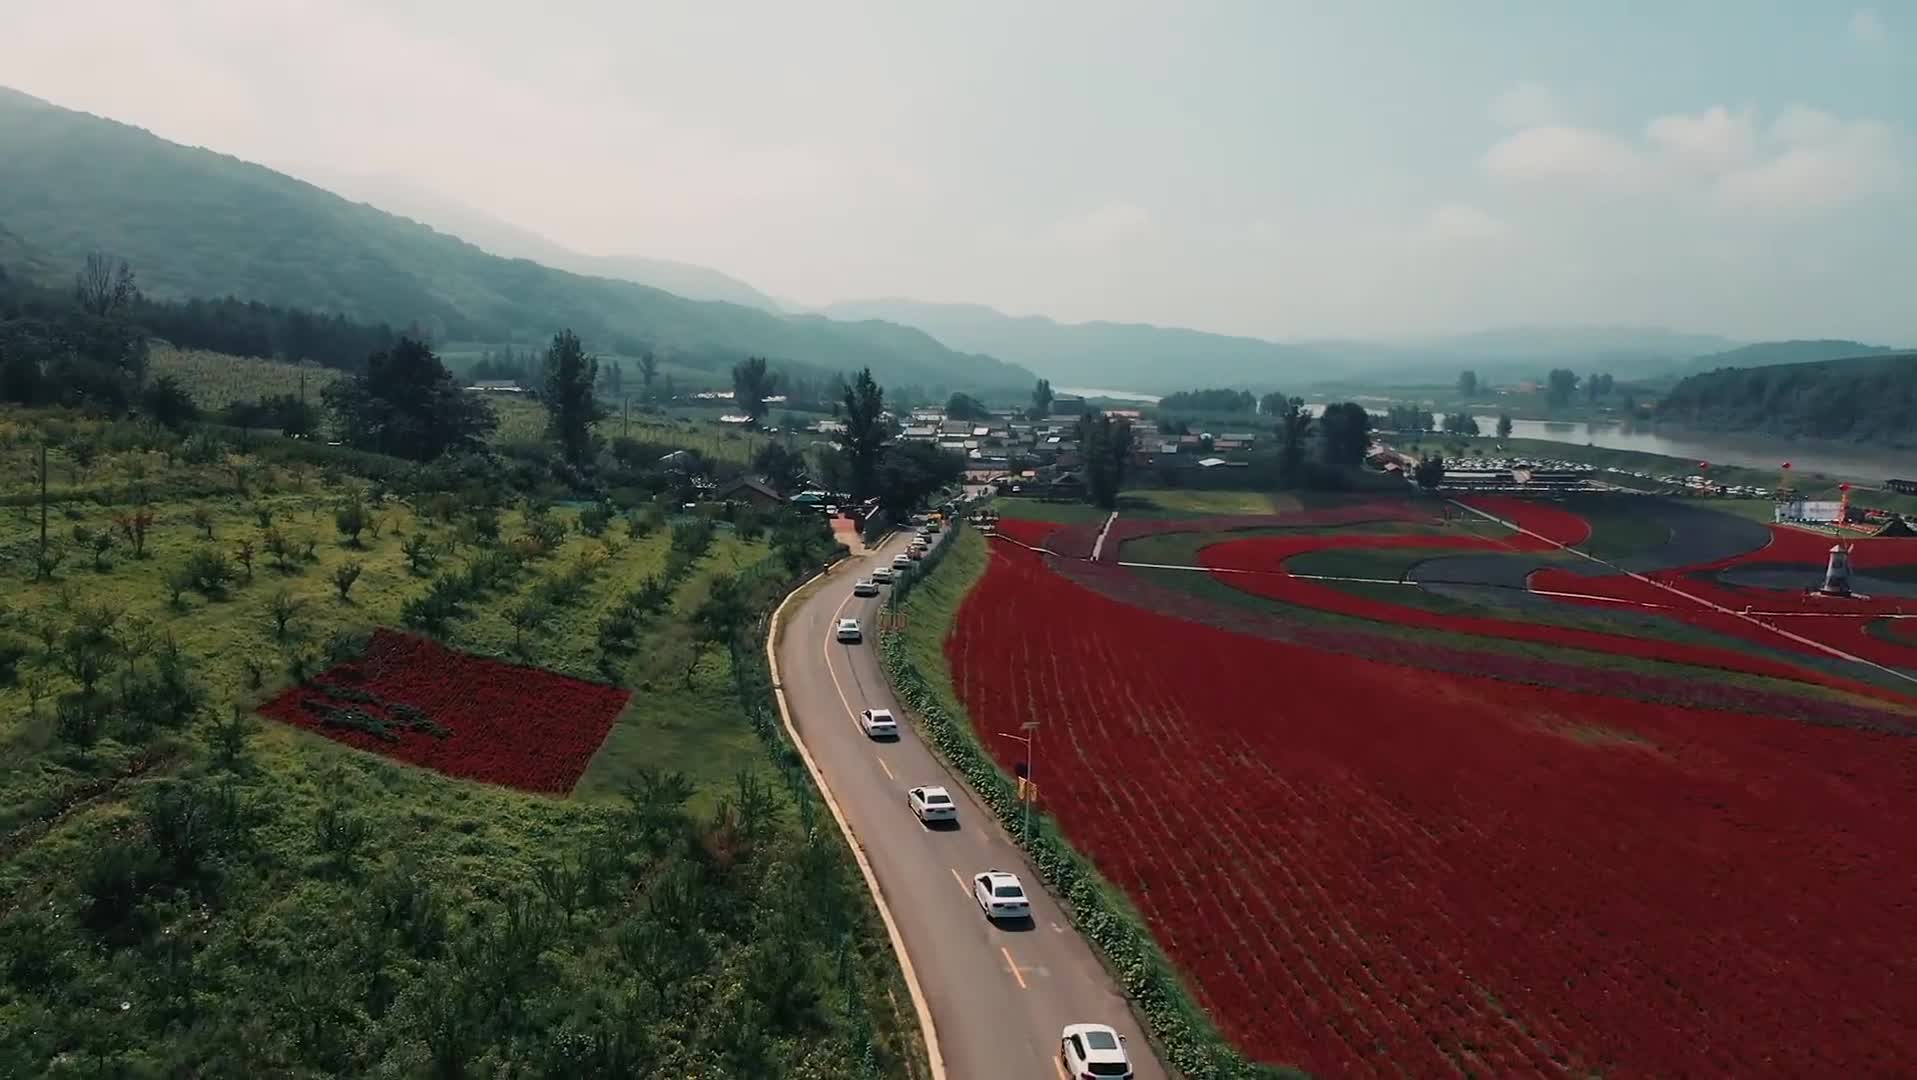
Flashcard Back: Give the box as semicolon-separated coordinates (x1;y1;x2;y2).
79;841;166;936
187;547;236;594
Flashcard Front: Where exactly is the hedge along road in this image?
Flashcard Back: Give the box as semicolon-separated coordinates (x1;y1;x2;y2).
775;527;1166;1080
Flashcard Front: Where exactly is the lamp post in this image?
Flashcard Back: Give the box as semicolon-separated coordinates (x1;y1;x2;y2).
1000;720;1040;843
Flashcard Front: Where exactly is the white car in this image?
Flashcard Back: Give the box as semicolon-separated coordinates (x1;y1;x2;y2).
852;578;880;597
1061;1023;1133;1078
859;708;898;738
870;566;895;584
973;869;1031;921
891;554;912;571
907;785;956;823
835;618;862;643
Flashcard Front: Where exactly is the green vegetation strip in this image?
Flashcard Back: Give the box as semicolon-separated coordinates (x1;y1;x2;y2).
880;524;1305;1080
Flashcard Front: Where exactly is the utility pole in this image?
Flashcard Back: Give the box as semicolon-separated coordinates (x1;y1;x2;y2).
1001;720;1040;842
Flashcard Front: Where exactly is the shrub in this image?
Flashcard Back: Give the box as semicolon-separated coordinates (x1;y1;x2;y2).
332;560;364;600
187;547;236;595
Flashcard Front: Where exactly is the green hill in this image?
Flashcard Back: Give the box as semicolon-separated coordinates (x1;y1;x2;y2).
0;86;1033;395
1657;350;1917;447
1685;339;1897;371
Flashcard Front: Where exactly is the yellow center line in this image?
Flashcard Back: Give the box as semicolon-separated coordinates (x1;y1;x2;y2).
877;757;895;780
1000;946;1028;990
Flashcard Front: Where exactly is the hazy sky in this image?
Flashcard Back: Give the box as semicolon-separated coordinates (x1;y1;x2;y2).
4;1;1914;343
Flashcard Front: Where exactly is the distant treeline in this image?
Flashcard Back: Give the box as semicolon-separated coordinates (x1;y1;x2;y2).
1656;352;1917;447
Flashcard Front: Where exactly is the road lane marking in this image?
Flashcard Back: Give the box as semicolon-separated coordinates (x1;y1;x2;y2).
950;867;971;898
878;757;895;780
1001;946;1028;990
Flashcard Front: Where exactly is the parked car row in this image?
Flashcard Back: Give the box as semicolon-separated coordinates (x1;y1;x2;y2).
830;524;1134;1078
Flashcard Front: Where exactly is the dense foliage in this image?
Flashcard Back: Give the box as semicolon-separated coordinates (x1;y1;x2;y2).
1656;352;1917;447
1159;387;1257;414
322;337;498;460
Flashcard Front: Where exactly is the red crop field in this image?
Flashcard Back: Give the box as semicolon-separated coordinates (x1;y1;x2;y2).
949;503;1917;1075
260;629;630;794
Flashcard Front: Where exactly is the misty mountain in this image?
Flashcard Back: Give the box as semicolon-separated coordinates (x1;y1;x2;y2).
293;168;785;313
1685;339;1898;372
820;297;1321;394
823;298;1750;393
0;85;1033;394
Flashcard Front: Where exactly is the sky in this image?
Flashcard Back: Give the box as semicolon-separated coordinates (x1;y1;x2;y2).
3;0;1914;343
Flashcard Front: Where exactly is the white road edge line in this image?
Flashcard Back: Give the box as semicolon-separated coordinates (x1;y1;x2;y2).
767;560;946;1080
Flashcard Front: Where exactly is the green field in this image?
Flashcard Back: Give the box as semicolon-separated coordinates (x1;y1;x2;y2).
150;346;343;410
0;409;920;1076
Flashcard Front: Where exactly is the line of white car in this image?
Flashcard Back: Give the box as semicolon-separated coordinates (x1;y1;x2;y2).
833;527;1136;1078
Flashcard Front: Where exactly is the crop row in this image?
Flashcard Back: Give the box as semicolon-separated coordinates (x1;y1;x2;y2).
945;535;1917;1075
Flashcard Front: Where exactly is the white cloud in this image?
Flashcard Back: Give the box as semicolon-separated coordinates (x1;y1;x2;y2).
1481;125;1652;190
1849;8;1888;46
1045;200;1152;251
1483;104;1906;213
1716;111;1903;211
1489;83;1565;129
1645;106;1756;174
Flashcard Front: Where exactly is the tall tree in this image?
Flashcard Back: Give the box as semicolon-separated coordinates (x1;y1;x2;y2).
1258;391;1290;417
74;253;139;317
1075;412;1133;510
638;352;659;400
605;358;624;394
833;369;890;501
541;329;605;467
1496;413;1513;438
750;441;809;494
1317;402;1372;465
1545;368;1579;409
1457;370;1478;397
1029;378;1054;420
1275;397;1313;486
321;337;496;460
1414;453;1446;490
875;442;964;521
731;356;776;427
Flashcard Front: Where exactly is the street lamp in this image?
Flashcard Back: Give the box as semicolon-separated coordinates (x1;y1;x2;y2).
999;720;1040;843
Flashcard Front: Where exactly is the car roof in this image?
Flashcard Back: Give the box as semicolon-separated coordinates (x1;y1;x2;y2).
1063;1023;1125;1053
982;870;1022;886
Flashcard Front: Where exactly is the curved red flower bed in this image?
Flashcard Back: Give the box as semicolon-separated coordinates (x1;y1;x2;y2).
1201;533;1902;700
260;629;629;794
1456;493;1594;546
948;537;1917;1075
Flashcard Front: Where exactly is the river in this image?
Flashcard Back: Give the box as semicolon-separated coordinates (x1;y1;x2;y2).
1300;404;1911;486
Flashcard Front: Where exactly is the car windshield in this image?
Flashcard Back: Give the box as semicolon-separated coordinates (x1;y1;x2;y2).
1089;1063;1129;1077
1085;1031;1120;1051
993;884;1023;898
925;793;949;804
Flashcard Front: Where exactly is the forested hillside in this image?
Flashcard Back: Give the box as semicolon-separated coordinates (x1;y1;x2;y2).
0;86;1033;395
1656;352;1917;447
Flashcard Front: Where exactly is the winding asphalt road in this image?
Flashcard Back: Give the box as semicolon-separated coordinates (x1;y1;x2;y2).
777;527;1167;1080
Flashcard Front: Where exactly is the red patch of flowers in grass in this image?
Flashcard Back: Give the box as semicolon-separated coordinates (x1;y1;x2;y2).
949;537;1917;1075
1063;502;1436;563
259;628;630;794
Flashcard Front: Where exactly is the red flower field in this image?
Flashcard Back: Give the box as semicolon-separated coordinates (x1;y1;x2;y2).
260;629;629;794
948;518;1917;1075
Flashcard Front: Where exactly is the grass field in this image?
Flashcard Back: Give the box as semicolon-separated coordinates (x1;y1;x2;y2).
0;409;920;1076
149;347;344;411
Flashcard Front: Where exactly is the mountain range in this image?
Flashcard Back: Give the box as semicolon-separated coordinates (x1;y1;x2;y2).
0;85;1033;395
1;83;1899;402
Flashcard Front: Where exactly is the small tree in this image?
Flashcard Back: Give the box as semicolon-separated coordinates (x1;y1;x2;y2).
401;533;435;575
1414;454;1446;490
263;527;295;572
331;561;364;601
164;564;195;609
235;539;256;580
113;509;154;559
508;598;552;652
265;588;305;639
191;505;216;539
1496;413;1513;439
84;527;117;572
335;498;368;546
